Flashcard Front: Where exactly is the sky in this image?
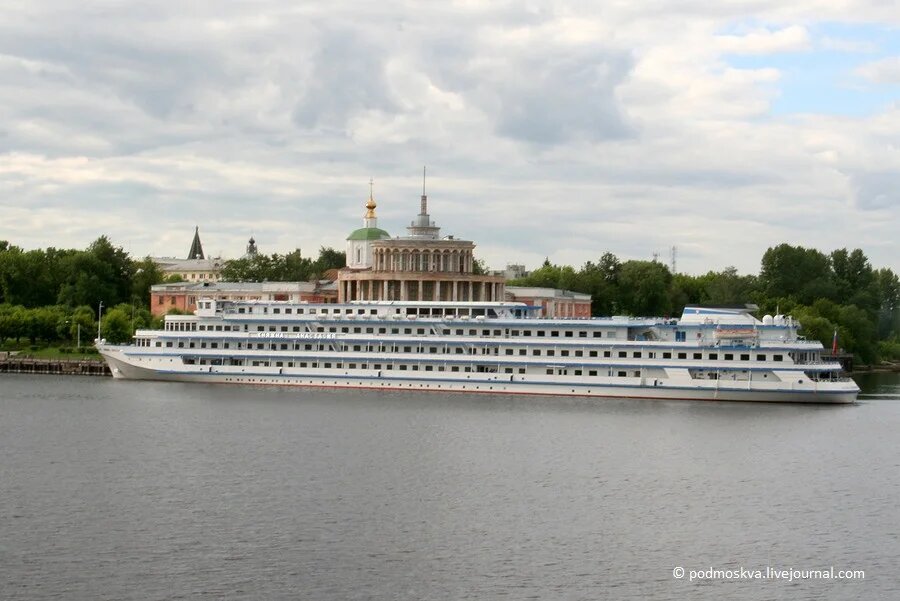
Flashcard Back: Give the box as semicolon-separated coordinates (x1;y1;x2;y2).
1;0;899;276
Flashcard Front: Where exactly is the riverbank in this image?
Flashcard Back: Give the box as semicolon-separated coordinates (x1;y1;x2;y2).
0;356;110;376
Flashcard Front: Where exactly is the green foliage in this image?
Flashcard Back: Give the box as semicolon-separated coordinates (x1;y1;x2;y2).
220;247;345;282
101;307;132;344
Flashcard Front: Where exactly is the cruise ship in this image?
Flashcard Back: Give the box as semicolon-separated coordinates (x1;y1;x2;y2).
97;300;859;403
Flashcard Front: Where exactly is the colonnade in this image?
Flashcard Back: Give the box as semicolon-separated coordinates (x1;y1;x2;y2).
339;278;505;303
371;247;474;274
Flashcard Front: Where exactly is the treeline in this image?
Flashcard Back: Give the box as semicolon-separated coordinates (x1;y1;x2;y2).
0;237;164;346
510;245;900;364
0;238;347;346
219;247;345;282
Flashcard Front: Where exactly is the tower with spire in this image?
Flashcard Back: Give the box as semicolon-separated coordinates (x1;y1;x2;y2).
187;226;205;260
346;179;391;269
406;166;440;239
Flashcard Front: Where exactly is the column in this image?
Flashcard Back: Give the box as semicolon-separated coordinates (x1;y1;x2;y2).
435;280;441;302
467;282;473;302
401;280;408;301
383;280;388;300
452;281;458;302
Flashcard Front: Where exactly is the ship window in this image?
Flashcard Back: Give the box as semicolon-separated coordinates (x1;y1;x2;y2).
494;330;502;336
285;308;292;314
353;345;361;351
403;346;412;352
293;327;300;332
165;342;173;347
297;309;304;314
551;331;559;337
329;327;337;333
399;365;407;371
257;344;264;349
429;347;438;353
604;351;611;358
451;366;459;372
469;329;477;336
537;331;545;337
547;350;555;356
505;368;513;374
574;369;582;376
634;371;640;377
215;325;222;331
276;361;283;367
633;352;641;358
273;308;280;314
353;327;361;333
300;362;307;367
565;332;573;338
741;354;750;361
618;351;627;358
519;349;526;356
178;342;184;348
189;342;195;348
505;349;513;355
757;354;767;361
724;353;733;360
379;328;386;334
589;351;597;357
661;352;670;358
677;352;686;359
523;331;531;337
348;363;356;369
579;332;587;338
546;369;554;375
511;330;520;336
589;370;597;376
618;371;626;377
257;326;264;331
417;329;425;335
709;353;718;360
693;353;701;360
774;355;783;362
561;351;569;357
575;350;583;357
269;326;276;332
280;344;287;350
532;350;541;356
281;326;288;332
324;362;332;368
455;348;464;354
238;307;245;314
211;343;218;349
518;368;525;374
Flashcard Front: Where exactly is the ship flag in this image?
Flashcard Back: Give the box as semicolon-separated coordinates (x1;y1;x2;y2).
832;329;838;355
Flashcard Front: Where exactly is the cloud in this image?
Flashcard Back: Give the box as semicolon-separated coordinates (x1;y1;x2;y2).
850;171;900;210
0;1;898;277
716;25;811;55
856;56;900;84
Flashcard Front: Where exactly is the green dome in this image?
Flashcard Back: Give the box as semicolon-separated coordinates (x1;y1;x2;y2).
347;227;391;241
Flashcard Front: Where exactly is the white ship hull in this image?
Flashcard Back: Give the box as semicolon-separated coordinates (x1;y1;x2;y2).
101;347;858;404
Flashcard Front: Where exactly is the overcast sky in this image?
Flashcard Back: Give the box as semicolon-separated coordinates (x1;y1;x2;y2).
1;1;898;275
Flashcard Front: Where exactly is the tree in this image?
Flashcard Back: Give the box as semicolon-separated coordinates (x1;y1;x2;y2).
131;257;165;308
760;244;835;304
101;307;132;344
617;260;673;316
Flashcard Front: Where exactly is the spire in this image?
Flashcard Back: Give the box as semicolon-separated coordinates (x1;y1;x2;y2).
187;226;205;260
420;166;427;216
365;178;377;220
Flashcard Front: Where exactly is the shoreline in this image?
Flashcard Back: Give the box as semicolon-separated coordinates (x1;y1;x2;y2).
0;357;111;377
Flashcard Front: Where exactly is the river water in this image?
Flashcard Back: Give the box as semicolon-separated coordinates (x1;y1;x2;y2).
1;373;898;600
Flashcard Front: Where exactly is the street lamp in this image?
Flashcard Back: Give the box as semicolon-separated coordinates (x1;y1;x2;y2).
97;301;103;343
